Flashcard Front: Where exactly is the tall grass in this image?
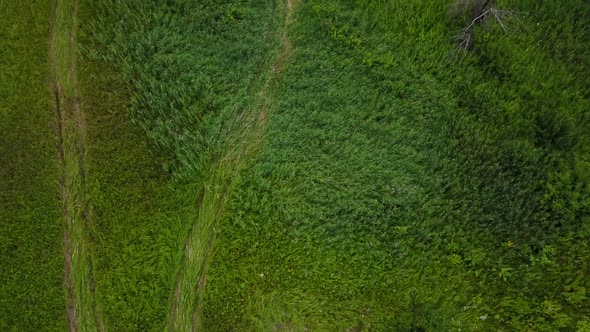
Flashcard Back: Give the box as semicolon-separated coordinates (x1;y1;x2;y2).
202;1;475;329
79;0;283;329
202;0;590;330
77;54;196;330
2;0;586;329
168;0;295;327
52;0;103;329
87;0;284;180
0;1;66;330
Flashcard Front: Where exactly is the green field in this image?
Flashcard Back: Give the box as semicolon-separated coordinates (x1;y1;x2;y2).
1;0;589;331
0;2;66;330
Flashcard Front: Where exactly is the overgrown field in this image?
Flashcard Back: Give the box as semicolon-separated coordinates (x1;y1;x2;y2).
202;0;590;330
0;2;66;330
86;0;284;179
79;0;283;330
1;0;589;330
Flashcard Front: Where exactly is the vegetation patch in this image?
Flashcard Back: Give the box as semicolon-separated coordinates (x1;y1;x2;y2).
51;0;103;329
202;0;590;330
78;0;284;329
1;0;588;330
0;2;66;330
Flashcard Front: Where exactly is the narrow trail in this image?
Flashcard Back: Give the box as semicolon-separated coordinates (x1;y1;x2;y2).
167;1;298;331
50;0;102;330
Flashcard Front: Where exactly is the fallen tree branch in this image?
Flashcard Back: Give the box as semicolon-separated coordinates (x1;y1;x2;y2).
456;7;519;50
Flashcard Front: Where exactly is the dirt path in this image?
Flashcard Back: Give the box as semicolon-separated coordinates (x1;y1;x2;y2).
167;1;298;331
50;0;102;330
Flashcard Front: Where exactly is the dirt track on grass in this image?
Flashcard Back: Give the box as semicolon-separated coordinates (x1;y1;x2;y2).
167;1;298;331
50;0;102;330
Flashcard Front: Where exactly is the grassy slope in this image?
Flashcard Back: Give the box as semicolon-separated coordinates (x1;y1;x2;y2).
0;1;66;330
203;0;590;330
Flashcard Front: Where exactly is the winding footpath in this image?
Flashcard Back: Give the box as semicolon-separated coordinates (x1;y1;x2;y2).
50;0;102;330
167;1;298;331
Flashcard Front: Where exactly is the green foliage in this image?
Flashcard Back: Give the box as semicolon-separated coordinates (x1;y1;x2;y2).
202;0;590;330
86;0;283;180
203;0;478;330
2;0;588;330
0;1;67;330
444;2;590;328
77;55;195;330
79;0;281;329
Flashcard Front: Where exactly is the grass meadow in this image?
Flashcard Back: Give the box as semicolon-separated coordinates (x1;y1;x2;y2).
78;0;283;329
201;0;590;330
0;0;588;330
0;1;66;330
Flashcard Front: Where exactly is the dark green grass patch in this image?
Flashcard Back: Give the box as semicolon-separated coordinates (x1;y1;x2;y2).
79;0;283;329
203;0;590;330
202;1;480;330
87;0;284;180
78;59;195;330
77;12;198;326
439;1;590;329
0;1;67;330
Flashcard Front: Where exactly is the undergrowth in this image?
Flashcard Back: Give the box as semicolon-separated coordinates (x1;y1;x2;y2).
202;0;590;330
79;0;282;329
0;1;66;330
1;0;588;330
87;0;283;180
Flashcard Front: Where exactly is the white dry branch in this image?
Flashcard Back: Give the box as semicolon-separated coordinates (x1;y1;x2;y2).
456;8;522;51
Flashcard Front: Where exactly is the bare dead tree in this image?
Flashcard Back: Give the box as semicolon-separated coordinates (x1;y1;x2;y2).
451;0;522;52
472;0;493;22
